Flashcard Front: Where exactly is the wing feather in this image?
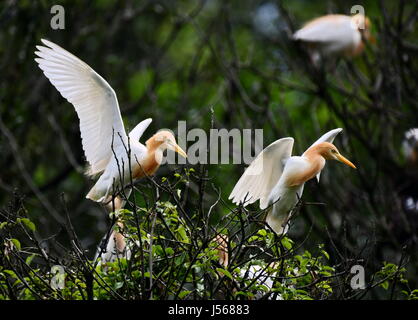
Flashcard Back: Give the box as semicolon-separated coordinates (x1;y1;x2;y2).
34;39;127;175
293;15;353;43
229;137;294;209
302;128;343;154
302;128;343;182
128;118;152;143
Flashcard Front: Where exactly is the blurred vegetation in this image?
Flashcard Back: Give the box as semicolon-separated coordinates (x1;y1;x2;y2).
1;0;418;299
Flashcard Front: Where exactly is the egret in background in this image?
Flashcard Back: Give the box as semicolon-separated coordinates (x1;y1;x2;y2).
34;39;187;261
293;14;374;65
403;128;418;171
402;128;418;214
229;129;356;234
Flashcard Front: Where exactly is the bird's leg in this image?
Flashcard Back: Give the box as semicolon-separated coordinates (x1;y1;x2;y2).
98;232;111;254
109;189;133;256
284;193;304;229
99;189;132;261
155;185;160;200
214;234;229;268
310;50;322;68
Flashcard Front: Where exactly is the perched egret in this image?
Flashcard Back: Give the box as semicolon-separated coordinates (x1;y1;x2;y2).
401;128;418;214
403;128;418;170
229;129;356;234
293;14;374;64
34;39;187;204
35;39;187;262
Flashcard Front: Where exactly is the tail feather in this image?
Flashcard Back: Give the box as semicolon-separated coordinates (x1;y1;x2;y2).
84;165;104;178
266;209;290;235
86;184;108;202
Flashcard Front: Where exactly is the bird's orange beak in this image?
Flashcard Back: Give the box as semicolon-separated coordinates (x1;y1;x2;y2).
335;153;356;169
174;144;187;158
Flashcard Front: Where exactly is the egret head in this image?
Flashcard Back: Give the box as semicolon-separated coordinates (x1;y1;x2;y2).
316;142;356;169
352;14;375;43
147;130;187;158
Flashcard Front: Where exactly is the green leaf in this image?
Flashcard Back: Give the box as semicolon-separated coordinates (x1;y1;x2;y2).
4;270;17;278
216;268;233;280
176;225;189;243
248;235;259;243
257;229;267;237
165;247;174;256
321;250;330;260
114;282;124;290
25;254;36;266
20;218;36;232
178;290;191;299
281;237;292;250
234;290;252;298
380;281;389;290
10;239;21;251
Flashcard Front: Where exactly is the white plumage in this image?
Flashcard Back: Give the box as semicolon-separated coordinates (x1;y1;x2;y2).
294;15;360;52
229;128;352;234
35;39;128;176
229;137;294;209
84;118;151;202
293;14;373;64
35;39;188;263
35;39;186;204
403;128;418;161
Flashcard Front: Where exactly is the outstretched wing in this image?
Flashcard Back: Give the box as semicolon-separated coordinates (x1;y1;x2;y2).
34;39;127;176
128;118;152;143
302;128;343;182
293;15;353;43
229;138;294;209
303;128;343;153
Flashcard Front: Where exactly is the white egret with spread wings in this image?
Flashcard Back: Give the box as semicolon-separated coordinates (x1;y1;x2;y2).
35;39;187;262
229;129;356;234
34;39;187;206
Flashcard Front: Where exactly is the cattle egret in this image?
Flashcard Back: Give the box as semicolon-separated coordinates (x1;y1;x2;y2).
229;128;356;234
293;14;374;64
34;39;187;205
35;39;187;262
401;128;418;214
403;128;418;168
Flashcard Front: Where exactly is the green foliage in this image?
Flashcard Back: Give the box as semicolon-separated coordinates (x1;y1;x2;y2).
128;69;154;102
1;187;417;300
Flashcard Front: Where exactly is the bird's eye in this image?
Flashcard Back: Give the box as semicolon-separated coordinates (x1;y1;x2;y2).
331;149;337;154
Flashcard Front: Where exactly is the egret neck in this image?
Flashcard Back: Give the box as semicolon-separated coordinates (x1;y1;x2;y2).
286;145;326;187
132;131;182;180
